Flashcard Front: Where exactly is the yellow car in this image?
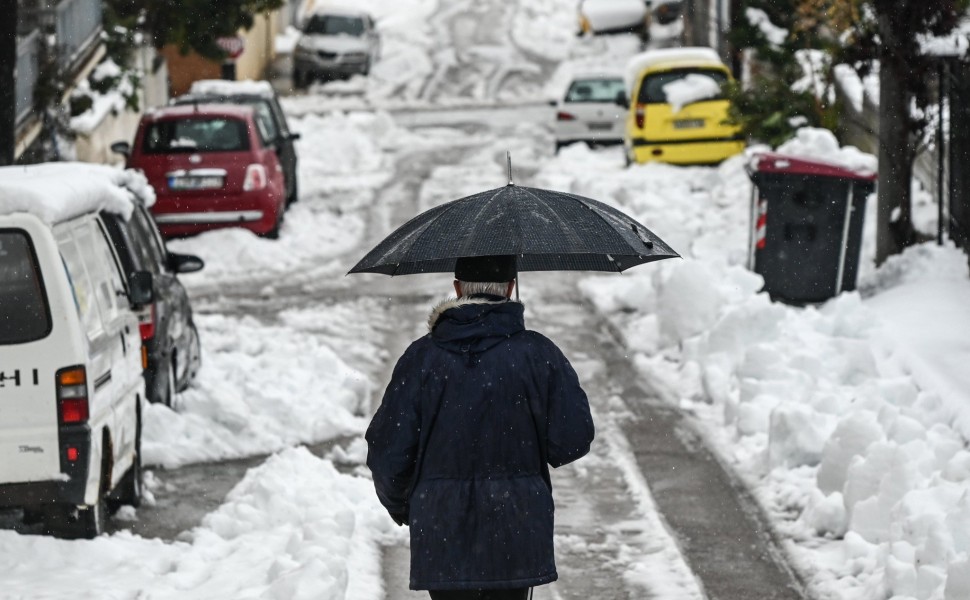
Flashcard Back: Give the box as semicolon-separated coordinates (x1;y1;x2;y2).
623;47;745;165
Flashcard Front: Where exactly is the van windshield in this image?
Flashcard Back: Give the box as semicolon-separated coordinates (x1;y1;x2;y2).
142;118;250;153
0;230;52;344
638;68;728;104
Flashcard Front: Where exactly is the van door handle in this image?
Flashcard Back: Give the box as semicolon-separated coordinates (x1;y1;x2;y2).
120;332;127;355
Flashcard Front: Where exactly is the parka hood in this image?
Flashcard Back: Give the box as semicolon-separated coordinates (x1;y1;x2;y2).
428;294;525;356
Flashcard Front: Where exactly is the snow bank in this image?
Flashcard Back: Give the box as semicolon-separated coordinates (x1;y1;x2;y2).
0;448;401;599
663;73;722;112
188;79;275;98
773;127;877;176
538;143;970;600
0;163;155;223
143;312;375;469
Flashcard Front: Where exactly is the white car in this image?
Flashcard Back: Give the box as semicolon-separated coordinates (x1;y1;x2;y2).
578;0;651;39
0;164;153;538
552;74;628;151
292;7;381;86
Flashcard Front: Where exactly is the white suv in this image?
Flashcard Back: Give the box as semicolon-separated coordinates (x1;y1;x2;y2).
293;7;381;86
0;164;153;538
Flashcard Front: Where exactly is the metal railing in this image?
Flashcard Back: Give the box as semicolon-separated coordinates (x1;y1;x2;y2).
54;0;102;68
15;31;41;125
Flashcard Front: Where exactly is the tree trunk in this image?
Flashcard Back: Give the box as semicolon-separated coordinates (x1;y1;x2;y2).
875;22;918;264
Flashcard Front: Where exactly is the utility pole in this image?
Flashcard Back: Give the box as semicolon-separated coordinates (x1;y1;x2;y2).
0;0;17;166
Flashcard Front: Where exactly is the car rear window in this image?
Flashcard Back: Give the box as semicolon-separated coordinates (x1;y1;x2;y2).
637;68;729;104
565;78;625;103
142;118;250;153
304;14;364;36
0;230;52;344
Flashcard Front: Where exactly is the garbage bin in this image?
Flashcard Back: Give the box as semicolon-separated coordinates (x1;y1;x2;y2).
747;152;876;304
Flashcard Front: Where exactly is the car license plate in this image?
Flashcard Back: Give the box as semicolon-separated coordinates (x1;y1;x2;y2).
588;122;613;131
168;176;224;190
673;119;705;129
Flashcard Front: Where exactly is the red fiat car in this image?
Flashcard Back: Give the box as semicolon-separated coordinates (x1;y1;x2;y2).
113;104;286;238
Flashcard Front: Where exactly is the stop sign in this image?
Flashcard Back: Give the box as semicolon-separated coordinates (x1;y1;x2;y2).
216;36;245;59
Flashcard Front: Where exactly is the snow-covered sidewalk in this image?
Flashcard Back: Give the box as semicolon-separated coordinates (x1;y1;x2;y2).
537;143;970;600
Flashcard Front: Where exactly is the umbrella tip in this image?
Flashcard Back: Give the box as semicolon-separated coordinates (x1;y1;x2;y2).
507;151;513;186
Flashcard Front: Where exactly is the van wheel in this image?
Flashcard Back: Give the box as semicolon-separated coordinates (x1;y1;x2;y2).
52;498;107;539
158;357;177;409
110;408;142;510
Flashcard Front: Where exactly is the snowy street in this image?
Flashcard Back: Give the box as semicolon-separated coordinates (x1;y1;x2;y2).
2;1;970;599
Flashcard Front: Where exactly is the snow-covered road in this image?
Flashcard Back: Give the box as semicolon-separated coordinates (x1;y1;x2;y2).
3;1;969;598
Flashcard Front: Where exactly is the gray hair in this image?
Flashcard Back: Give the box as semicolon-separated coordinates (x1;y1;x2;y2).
458;281;511;297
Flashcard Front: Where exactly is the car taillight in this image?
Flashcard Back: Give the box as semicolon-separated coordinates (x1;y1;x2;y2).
243;164;268;191
635;104;646;129
56;366;88;425
556;111;576;121
138;304;156;341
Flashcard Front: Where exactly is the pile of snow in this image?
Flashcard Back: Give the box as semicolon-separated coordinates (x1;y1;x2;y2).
536;143;970;600
663;73;723;112
143;310;377;469
275;26;302;54
0;448;402;598
920;18;970;57
0;163;155;223
770;127;878;176
625;47;723;93
745;8;788;48
188;79;275;98
70;59;137;134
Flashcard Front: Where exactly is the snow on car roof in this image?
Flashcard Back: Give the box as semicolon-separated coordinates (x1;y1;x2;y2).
188;79;275;99
146;103;255;120
0;163;155;224
625;47;725;93
308;3;370;18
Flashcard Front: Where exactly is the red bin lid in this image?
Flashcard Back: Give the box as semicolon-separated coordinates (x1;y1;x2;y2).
751;152;877;182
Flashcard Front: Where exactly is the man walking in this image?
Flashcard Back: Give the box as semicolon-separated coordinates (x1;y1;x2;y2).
366;255;595;600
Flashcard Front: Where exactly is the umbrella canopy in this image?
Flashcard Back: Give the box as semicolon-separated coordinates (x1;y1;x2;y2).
348;183;679;276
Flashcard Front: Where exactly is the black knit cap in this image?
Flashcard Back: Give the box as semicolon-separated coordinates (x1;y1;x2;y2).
454;255;517;282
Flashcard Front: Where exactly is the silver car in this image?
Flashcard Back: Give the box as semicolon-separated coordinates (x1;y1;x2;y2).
552;74;627;152
293;8;381;87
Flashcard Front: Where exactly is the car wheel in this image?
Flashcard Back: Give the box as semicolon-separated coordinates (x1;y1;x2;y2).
293;68;307;89
264;207;283;240
155;356;176;409
554;142;563;154
109;406;142;510
286;177;299;206
48;457;109;539
181;324;201;391
362;60;371;76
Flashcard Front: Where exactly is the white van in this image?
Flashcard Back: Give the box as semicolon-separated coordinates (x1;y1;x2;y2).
0;164;155;538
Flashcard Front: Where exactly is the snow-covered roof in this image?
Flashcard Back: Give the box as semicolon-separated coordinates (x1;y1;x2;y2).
0;163;156;225
307;3;370;18
625;47;724;93
581;0;647;31
188;79;276;99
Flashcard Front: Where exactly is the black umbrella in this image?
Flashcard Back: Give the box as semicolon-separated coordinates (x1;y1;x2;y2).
349;156;678;276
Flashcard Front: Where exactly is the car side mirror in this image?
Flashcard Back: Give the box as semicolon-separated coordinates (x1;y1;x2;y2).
128;271;154;307
615;91;629;109
168;252;205;274
288;132;301;141
110;141;131;157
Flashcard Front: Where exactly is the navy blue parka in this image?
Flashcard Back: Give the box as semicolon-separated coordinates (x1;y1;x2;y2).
365;295;595;591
